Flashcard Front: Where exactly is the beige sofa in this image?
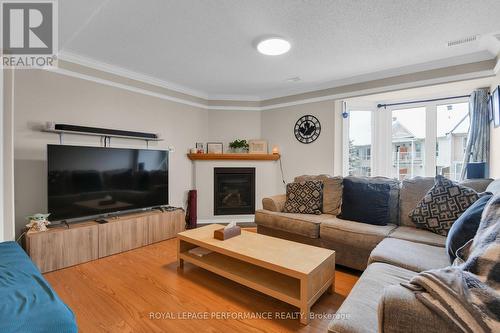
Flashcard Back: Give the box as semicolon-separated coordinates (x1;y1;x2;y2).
255;176;499;333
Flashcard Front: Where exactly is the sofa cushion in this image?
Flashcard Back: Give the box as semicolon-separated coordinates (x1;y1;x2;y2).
409;175;479;236
459;178;493;193
379;284;459;333
254;209;334;238
294;175;343;215
262;194;286;212
320;216;397;251
339;177;391;225
399;176;435;227
388;226;446;247
328;263;416;333
485;179;500;195
371;177;400;225
283;180;323;214
368;238;450;272
445;193;493;262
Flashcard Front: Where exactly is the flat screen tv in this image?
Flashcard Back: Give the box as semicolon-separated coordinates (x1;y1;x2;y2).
48;145;168;222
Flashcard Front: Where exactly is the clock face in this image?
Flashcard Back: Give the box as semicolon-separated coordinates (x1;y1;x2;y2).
294;115;321;144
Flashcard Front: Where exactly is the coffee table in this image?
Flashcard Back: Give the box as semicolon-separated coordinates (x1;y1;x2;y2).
177;224;335;324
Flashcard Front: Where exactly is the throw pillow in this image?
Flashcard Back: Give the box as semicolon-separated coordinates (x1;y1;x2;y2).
338;177;391;226
409;175;479;236
445;193;492;263
283;180;323;214
365;177;400;225
294;175;343;215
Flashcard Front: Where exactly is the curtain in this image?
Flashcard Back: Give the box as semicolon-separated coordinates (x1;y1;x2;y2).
460;88;490;180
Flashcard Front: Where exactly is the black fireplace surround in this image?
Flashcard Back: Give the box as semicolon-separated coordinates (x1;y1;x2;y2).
214;168;255;215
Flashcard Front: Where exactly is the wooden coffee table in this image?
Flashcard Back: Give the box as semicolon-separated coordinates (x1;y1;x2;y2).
177;224;335;324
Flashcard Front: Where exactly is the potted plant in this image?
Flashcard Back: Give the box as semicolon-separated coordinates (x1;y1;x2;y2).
229;139;249;153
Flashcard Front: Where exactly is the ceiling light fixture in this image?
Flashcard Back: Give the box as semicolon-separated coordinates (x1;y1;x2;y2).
256;37;291;56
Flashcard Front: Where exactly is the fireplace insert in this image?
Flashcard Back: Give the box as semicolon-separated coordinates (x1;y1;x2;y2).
214;168;255;215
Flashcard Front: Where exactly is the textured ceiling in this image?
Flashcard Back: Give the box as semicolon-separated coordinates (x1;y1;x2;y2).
59;0;500;100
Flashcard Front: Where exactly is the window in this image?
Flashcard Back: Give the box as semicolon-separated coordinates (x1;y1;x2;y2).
344;98;470;179
436;103;469;181
391;107;426;180
348;111;372;176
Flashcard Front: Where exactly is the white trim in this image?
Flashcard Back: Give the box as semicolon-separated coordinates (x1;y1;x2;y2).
47;67;209;109
494;57;500;74
260;70;494;111
50;56;495;112
206;105;261;111
58;51;210;99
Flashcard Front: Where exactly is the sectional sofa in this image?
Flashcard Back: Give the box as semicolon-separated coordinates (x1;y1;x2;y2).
255;175;499;333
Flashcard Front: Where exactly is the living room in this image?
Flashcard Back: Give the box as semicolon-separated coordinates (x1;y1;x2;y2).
1;1;499;332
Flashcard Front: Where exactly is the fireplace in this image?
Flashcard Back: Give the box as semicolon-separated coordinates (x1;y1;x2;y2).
214;168;255;215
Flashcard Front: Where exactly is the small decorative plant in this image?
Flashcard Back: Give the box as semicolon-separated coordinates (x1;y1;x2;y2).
229;139;249;153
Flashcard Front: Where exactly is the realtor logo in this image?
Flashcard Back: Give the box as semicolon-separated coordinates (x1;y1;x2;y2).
1;0;57;68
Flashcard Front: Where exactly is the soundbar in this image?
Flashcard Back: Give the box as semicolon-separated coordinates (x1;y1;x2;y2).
45;122;161;140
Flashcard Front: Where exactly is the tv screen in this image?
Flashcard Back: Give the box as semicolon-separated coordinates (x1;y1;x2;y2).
48;145;168;222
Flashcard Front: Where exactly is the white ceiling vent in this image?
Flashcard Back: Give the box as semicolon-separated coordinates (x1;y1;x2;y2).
447;35;479;47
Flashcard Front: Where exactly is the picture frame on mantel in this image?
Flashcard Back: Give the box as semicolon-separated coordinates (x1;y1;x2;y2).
207;142;223;154
248;140;268;154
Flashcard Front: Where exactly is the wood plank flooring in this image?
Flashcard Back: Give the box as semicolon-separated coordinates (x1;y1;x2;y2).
44;234;360;333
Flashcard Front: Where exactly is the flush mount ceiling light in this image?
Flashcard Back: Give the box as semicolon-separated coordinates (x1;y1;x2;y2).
256;37;291;56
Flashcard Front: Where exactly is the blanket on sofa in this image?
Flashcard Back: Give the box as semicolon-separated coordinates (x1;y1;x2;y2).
402;193;500;333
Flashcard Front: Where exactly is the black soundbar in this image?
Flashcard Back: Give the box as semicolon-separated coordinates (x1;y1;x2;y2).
53;124;158;139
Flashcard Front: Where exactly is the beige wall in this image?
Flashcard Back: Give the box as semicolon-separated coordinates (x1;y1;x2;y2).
13;70;208;235
261;100;336;193
207;109;261;152
2;70;15;241
491;75;500;178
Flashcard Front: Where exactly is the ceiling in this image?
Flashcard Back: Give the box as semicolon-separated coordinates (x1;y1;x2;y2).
59;0;500;100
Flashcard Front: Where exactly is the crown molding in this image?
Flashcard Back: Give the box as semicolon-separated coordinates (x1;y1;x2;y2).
49;52;497;112
46;67;209;109
57;51;210;100
257;51;495;100
494;56;500;74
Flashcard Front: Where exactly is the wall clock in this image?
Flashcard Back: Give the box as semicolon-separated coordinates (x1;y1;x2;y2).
294;115;321;144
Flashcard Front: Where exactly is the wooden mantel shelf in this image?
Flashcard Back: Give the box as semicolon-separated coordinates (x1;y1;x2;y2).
187;153;280;161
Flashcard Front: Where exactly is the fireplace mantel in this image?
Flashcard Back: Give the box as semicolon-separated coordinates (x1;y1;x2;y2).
187;153;280;161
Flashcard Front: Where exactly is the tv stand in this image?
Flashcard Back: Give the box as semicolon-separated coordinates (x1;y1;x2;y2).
25;209;185;273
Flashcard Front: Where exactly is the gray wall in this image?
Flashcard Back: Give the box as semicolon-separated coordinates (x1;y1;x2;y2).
13;69;208;236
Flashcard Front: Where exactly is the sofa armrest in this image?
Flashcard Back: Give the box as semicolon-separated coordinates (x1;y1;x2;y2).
262;194;286;212
378;285;458;333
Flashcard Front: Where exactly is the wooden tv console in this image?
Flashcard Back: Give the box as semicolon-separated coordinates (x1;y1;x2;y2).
25;209;185;273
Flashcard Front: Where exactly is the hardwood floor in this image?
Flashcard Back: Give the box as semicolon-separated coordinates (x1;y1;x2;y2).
44;234;360;333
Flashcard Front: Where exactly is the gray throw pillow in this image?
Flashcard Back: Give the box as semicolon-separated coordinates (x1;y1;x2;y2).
409;175;479;236
283;180;323;214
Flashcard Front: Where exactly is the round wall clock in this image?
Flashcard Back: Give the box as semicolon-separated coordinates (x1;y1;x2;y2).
294;115;321;144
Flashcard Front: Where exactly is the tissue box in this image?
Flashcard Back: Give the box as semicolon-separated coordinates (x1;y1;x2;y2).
214;225;241;240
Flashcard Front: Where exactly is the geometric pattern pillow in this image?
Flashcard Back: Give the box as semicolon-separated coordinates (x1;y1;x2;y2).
409;175;479;236
283;180;323;214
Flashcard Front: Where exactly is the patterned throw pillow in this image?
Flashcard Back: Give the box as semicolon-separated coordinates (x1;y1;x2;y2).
283;180;323;214
409;175;479;236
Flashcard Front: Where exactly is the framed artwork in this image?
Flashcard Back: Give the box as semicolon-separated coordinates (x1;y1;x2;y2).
207;142;223;154
248;140;268;154
195;142;204;153
492;86;500;128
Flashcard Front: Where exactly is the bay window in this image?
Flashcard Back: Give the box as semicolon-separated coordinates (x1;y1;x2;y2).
343;97;470;179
